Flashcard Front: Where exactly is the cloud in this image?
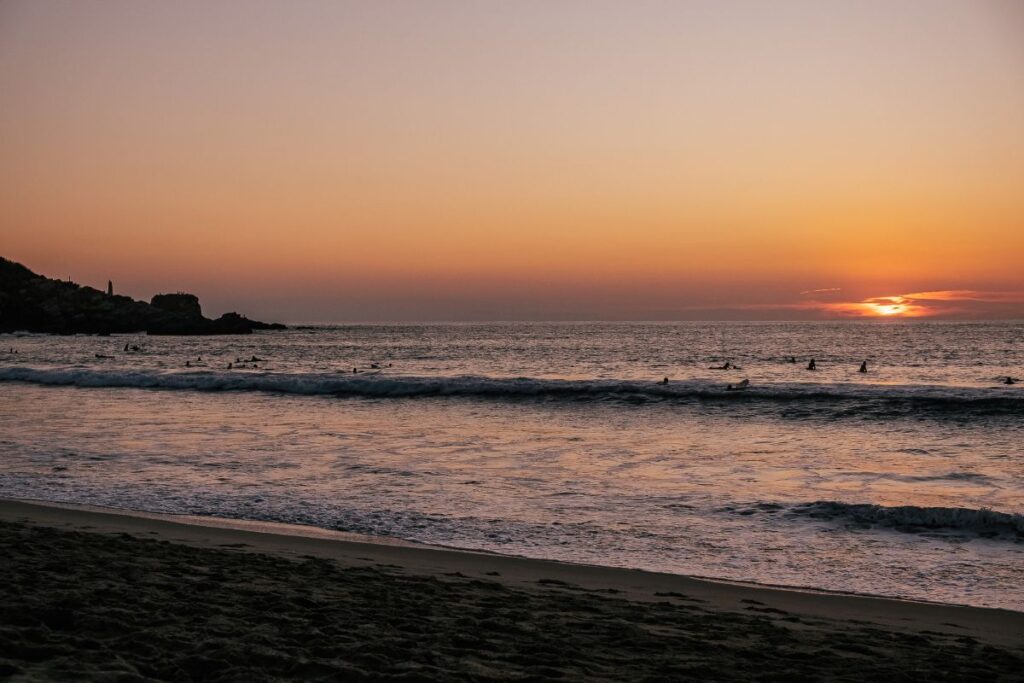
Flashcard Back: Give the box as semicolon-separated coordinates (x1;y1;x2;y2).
815;290;1024;318
799;287;842;295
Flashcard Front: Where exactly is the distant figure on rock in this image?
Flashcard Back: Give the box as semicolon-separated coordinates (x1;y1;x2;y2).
859;361;868;373
807;359;817;370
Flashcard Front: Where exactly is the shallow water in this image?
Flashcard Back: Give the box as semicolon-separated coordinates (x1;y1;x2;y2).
1;322;1022;609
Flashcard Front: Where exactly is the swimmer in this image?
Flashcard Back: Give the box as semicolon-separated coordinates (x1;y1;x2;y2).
859;361;867;373
227;362;233;369
186;360;191;367
659;377;669;385
353;367;359;374
807;359;817;371
1004;376;1017;385
726;379;750;392
711;361;731;370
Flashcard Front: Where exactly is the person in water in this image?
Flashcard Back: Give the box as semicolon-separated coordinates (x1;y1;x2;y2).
185;360;191;368
807;358;817;370
859;361;867;373
227;362;233;369
1004;376;1017;385
659;377;669;385
711;361;731;370
726;379;750;391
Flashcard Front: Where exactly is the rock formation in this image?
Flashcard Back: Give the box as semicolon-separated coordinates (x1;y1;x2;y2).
0;257;286;335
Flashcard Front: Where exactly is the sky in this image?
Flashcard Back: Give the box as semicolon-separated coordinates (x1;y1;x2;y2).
1;0;1022;321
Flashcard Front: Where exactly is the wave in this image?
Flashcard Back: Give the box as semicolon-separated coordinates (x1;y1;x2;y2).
787;501;1024;539
0;366;1021;414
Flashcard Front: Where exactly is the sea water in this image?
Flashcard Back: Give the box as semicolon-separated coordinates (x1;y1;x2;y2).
1;322;1021;609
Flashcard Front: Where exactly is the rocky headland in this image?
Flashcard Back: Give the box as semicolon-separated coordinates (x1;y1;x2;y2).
0;257;285;335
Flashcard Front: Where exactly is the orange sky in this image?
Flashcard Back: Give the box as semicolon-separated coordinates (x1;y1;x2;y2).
1;1;1022;320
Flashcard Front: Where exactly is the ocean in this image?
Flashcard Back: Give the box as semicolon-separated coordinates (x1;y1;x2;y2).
1;322;1021;609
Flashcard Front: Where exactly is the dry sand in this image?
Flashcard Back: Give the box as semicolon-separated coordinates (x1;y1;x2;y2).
1;498;1021;681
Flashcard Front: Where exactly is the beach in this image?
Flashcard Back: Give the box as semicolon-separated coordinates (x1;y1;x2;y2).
1;499;1021;681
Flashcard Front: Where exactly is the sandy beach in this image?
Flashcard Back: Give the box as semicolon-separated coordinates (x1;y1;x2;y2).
1;498;1021;681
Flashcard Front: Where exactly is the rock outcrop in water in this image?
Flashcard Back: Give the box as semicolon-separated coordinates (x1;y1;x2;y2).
0;257;286;335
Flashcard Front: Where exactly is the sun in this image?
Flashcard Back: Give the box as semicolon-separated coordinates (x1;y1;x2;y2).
823;295;930;318
856;296;929;318
870;302;907;316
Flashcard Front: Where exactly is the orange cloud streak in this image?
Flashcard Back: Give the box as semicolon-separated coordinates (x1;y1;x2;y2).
817;291;1024;318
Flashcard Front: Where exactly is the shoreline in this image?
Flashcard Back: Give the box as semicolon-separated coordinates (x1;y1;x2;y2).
5;496;1009;611
3;498;1022;649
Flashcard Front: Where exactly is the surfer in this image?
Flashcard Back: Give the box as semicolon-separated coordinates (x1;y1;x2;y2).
807;359;817;370
227;362;233;369
371;362;381;369
353;367;359;374
123;343;129;352
788;356;797;363
711;361;731;370
659;377;669;385
726;379;750;391
859;361;867;373
185;360;191;368
1004;376;1017;385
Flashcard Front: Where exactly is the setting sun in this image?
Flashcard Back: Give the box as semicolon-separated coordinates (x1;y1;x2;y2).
867;298;912;316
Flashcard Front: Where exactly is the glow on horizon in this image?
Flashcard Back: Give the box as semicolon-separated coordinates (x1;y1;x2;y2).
1;1;1022;321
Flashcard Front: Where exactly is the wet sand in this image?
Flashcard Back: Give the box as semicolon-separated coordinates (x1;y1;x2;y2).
1;499;1022;681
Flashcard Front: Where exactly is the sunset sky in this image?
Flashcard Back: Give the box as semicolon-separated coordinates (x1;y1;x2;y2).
2;0;1022;321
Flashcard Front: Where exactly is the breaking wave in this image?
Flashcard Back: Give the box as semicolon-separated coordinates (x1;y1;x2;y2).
0;366;1021;415
788;501;1024;539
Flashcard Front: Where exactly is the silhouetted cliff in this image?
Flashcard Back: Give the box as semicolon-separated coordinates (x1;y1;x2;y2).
0;257;286;335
